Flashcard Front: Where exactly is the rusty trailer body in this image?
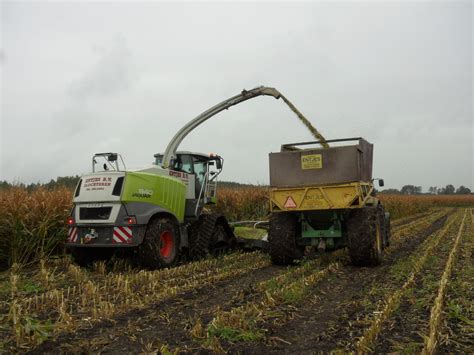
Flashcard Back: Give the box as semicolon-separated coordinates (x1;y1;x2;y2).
267;138;390;267
269;138;373;188
269;138;374;212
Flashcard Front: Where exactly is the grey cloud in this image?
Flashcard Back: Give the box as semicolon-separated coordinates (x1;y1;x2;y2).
1;1;472;190
68;36;136;100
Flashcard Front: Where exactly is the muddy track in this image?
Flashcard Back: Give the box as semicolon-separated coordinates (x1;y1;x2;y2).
437;210;473;353
25;212;452;353
391;211;433;228
30;263;287;353
228;214;449;353
373;218;460;353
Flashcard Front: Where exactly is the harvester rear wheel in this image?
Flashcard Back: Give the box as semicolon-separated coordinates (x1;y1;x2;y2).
269;212;304;265
188;214;235;259
139;217;180;269
346;207;383;266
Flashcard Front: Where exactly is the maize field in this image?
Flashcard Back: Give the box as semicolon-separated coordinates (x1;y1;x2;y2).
0;186;473;353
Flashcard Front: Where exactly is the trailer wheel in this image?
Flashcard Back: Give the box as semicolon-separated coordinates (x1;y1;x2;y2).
384;212;391;247
268;212;304;265
139;217;180;268
346;207;383;266
376;205;391;249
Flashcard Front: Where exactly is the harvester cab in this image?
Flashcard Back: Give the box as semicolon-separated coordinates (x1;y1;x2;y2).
153;152;223;217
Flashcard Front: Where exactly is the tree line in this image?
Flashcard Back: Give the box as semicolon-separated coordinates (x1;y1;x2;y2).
0;176;258;191
0;176;471;195
381;184;472;195
0;176;81;191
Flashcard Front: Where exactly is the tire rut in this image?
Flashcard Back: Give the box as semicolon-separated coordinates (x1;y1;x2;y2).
228;214;449;353
373;218;460;353
31;263;287;353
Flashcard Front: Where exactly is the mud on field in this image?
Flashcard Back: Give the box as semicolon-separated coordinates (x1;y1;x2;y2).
2;208;473;354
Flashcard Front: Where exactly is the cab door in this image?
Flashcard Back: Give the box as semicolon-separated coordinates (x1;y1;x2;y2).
191;155;209;200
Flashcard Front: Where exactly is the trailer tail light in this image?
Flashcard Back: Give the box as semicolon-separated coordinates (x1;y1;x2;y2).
67;216;75;225
126;216;137;225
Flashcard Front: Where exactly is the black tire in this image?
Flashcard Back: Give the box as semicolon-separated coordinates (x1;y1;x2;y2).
210;221;236;255
138;217;180;269
70;247;114;267
188;215;214;260
346;207;383;266
384;212;391;247
377;205;389;249
188;214;235;259
268;212;304;265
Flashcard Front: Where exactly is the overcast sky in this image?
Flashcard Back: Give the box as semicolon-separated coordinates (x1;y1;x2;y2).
1;1;472;190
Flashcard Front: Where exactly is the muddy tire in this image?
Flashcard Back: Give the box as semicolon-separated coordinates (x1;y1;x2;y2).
211;218;236;255
188;214;235;259
138;217;180;269
376;205;391;248
346;207;383;266
188;215;213;260
70;247;113;267
268;212;304;265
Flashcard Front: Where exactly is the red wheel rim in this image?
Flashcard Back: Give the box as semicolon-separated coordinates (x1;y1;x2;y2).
160;230;174;258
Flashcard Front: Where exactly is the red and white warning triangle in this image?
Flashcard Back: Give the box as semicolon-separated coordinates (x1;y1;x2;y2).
284;196;297;208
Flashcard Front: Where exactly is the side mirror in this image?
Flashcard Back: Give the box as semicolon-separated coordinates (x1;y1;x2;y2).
378;179;384;187
215;158;222;170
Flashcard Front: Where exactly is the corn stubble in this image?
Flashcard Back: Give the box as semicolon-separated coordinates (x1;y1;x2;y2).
1;184;473;352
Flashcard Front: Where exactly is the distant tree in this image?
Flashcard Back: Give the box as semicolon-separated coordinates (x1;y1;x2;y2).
401;185;422;195
0;175;81;191
428;186;438;195
455;186;471;195
442;184;456;195
380;188;401;194
0;181;11;190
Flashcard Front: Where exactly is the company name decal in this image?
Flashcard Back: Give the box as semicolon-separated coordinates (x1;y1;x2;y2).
132;188;154;198
169;170;189;180
84;177;113;191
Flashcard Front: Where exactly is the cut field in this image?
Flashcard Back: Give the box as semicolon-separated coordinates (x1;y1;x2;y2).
1;206;473;353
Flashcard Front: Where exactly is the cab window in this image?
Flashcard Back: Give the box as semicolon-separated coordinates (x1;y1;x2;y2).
193;156;207;186
174;154;194;174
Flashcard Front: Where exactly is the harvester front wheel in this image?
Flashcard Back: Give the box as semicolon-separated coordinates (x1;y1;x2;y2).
346;207;383;266
269;212;304;265
139;217;180;269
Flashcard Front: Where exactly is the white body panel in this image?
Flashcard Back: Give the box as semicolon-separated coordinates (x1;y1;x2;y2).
74;202;122;225
73;172;125;203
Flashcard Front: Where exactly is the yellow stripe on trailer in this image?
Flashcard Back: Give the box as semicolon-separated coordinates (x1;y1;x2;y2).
270;182;373;212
